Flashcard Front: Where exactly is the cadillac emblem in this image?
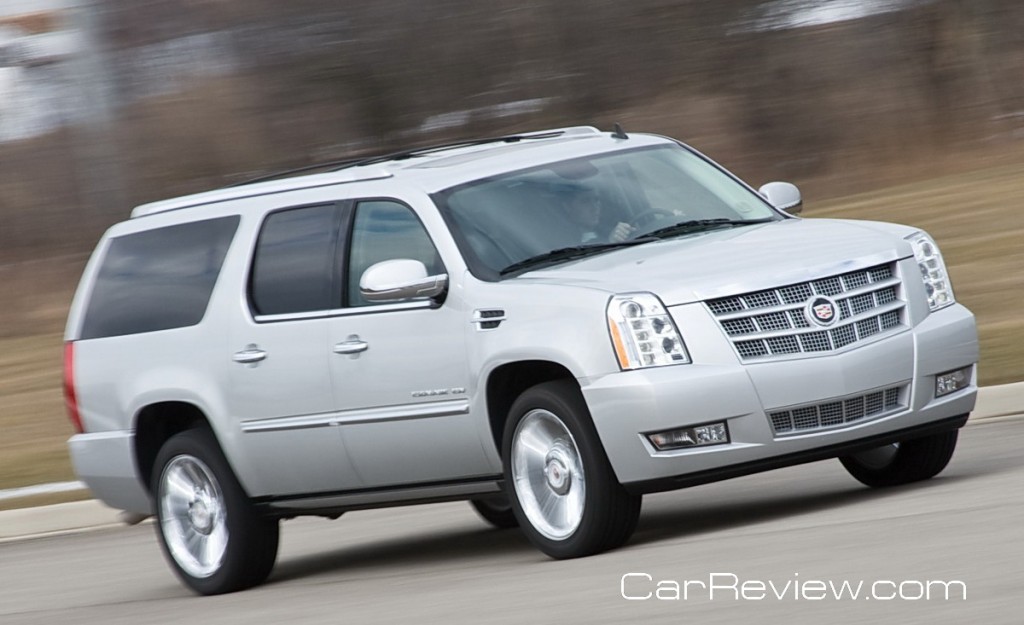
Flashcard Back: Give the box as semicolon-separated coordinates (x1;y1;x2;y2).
806;296;838;327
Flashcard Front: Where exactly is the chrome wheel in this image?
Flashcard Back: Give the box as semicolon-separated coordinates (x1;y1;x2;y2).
511;409;586;540
159;455;229;579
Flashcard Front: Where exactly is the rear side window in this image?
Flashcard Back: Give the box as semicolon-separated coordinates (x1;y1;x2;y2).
250;204;343;316
80;216;240;340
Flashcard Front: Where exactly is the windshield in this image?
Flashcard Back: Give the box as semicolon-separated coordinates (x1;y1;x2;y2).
434;144;782;278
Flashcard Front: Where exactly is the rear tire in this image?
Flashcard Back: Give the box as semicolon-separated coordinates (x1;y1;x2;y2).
153;429;279;595
470;494;519;529
840;429;959;488
503;380;641;559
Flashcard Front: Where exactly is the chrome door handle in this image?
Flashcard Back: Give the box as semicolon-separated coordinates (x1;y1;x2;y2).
333;340;368;355
232;347;267;364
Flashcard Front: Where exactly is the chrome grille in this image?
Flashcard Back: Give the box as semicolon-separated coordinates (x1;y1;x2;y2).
799;331;831;352
815;276;843;296
736;340;769;358
841;270;869;290
707;262;905;361
869;266;891;282
768;385;906;435
789;309;811;328
757;311;791;332
779;283;813;303
722;317;758;335
767;335;800;354
832;323;857;348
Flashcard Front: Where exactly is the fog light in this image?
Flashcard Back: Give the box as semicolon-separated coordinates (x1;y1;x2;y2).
935;366;972;398
647;422;729;451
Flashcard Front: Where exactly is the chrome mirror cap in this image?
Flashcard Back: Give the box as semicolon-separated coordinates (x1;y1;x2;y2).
360;259;447;302
759;181;803;215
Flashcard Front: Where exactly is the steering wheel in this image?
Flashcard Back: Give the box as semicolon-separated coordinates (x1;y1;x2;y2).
629;208;677;229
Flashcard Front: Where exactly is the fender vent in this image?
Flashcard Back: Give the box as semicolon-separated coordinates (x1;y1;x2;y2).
473;309;506;330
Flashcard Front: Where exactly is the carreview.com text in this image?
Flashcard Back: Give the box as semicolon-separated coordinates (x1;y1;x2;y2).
620;573;967;602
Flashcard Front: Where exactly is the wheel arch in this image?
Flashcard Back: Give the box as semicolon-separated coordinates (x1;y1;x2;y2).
484;360;578;453
134;401;215;494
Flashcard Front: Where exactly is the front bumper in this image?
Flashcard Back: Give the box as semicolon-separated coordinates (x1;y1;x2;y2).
581;303;978;490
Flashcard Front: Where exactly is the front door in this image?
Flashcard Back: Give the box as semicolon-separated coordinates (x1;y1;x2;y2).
327;200;493;488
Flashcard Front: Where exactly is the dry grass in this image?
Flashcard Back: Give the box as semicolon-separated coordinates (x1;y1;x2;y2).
809;160;1024;386
0;162;1021;498
0;334;76;491
0;489;92;513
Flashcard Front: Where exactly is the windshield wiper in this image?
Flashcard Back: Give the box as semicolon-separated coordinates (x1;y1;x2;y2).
644;218;774;239
499;238;656;276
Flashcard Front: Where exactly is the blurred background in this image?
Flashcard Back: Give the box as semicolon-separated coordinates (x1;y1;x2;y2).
1;0;1022;494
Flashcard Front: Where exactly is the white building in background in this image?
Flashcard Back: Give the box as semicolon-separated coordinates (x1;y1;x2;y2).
0;0;78;142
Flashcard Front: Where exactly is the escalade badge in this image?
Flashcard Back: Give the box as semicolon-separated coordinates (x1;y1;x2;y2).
806;296;839;327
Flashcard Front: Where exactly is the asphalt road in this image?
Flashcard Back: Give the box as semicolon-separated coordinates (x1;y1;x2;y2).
1;419;1020;624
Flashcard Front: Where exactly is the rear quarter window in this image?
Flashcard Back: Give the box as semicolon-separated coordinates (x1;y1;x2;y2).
79;215;240;339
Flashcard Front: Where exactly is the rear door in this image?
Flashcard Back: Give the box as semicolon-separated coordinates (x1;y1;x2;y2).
227;202;361;496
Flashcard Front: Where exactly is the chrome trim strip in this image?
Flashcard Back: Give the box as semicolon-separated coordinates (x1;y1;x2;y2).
253;300;432;323
241;398;471;433
241;414;336;432
332;399;471;426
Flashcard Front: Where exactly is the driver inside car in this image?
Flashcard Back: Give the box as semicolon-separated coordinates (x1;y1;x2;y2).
563;189;635;243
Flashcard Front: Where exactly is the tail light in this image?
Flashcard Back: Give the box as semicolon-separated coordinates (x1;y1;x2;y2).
63;341;84;434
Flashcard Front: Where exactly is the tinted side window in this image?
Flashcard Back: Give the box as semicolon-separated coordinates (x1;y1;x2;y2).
250;204;342;316
347;201;442;307
80;216;240;340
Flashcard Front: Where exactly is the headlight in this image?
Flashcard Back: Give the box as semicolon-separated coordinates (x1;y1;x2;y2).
607;293;690;369
906;231;955;312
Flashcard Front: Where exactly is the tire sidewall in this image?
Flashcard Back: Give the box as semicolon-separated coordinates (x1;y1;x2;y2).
840;429;959;488
502;381;616;558
470;494;519;529
152;429;274;595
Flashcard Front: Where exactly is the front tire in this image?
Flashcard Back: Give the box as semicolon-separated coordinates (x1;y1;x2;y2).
153;429;279;595
840;429;959;488
503;380;641;559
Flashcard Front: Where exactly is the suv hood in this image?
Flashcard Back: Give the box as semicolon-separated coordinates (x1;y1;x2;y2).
519;218;917;306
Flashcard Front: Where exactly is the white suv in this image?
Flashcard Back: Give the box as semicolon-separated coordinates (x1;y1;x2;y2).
65;126;978;594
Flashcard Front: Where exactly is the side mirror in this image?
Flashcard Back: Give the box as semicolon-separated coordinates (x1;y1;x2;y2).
359;259;447;302
758;181;803;215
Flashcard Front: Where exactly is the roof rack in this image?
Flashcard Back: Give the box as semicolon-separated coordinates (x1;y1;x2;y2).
132;168;394;218
222;157;367;188
224;126;601;188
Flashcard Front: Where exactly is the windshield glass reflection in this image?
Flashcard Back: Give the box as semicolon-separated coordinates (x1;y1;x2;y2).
436;145;781;277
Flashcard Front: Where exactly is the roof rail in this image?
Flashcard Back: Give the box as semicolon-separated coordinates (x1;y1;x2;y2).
224;126;602;189
131;168;392;218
